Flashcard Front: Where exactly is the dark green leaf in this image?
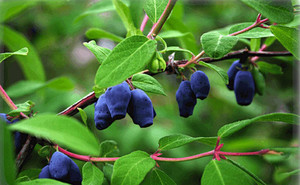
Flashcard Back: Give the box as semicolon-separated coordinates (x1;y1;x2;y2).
131;74;166;96
201;31;238;59
229;23;273;38
0;121;16;185
18;169;42;180
163;46;194;56
270;25;299;59
94;35;156;89
218;112;299;138
158;134;217;151
82;162;104;185
99;140;119;157
0;47;28;63
144;0;168;23
78;108;88;126
9;114;100;156
159;30;191;39
16;176;30;183
103;164;114;183
83;40;111;64
201;160;254;185
86;28;124;42
17;178;70;185
257;61;283;75
0;25;45;82
8;100;35;117
240;0;294;24
143;168;177;185
198;61;229;84
111;151;155;185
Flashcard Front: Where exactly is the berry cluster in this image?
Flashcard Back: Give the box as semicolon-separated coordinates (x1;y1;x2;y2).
176;71;210;117
0;113;27;153
94;82;155;129
39;151;82;185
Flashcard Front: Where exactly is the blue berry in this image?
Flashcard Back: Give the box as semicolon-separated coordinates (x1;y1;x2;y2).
39;165;51;179
105;82;131;119
68;160;82;185
127;89;155;128
49;152;71;179
234;71;255;106
227;60;242;90
190;71;210;100
94;94;115;130
176;81;197;118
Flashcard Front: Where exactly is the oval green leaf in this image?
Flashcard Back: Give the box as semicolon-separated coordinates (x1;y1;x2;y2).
131;74;166;96
144;0;168;23
82;162;104;185
198;61;229;84
142;168;177;185
85;28;124;42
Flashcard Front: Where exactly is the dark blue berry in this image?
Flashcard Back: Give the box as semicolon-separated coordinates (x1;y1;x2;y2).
39;165;51;179
68;161;83;185
105;82;131;119
190;71;210;100
94;94;115;130
127;89;155;128
227;60;242;90
49;152;71;180
234;71;255;106
176;81;197;118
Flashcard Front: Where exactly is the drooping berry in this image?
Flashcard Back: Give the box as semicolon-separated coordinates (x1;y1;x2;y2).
190;71;210;100
227;60;242;90
176;81;197;118
49;151;71;179
39;165;51;179
94;94;115;130
105;82;131;119
127;89;155;128
234;71;255;106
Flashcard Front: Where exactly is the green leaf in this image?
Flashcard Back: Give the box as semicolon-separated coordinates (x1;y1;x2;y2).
144;0;168;23
256;61;283;75
0;25;45;82
0;47;28;63
0;0;32;23
0;121;16;185
94;35;156;89
111;151;156;185
201;31;238;59
16;176;30;183
9;114;100;156
8;100;35;117
227;159;266;185
250;39;261;51
131;74;166;96
158;134;217;151
17;178;70;185
103;164;114;183
240;0;294;24
86;28;124;42
18;168;42;180
229;23;273;38
143;168;177;185
270;25;299;59
218;112;299;138
201;160;254;185
83;40;111;64
163;46;194;56
46;77;75;91
198;61;229;84
38;146;53;158
99;140;119;157
275;169;300;184
159;30;191;39
82;162;104;185
74;0;114;23
264;37;276;47
78;108;88;126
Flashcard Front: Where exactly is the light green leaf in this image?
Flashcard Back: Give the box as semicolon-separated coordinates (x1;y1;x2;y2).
99;140;119;157
8;100;35;117
229;23;273;38
201;160;254;185
17;178;70;185
256;61;283;75
240;0;294;24
218;112;299;138
159;30;191;39
78;108;88;126
46;77;75;91
144;0;168;23
111;151;155;185
0;25;45;81
250;39;261;51
142;168;177;185
158;134;217;151
131;74;166;96
9;114;100;156
0;121;16;185
198;61;229;84
0;47;28;63
163;46;194;56
284;14;300;27
94;35;156;89
201;31;238;59
82;162;104;185
83;40;111;64
86;28;124;42
270;25;299;59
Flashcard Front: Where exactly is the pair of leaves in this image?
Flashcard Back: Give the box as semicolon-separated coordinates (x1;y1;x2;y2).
0;47;28;63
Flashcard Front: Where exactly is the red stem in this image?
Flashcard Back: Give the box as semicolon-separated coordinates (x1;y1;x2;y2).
250;44;268;62
219;149;270;156
140;14;149;32
229;18;269;36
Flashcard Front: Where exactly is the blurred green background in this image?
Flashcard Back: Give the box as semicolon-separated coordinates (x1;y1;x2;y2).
0;0;298;184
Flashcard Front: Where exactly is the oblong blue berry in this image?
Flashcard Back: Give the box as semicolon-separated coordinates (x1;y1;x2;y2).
176;81;197;118
68;160;82;185
49;151;71;180
227;60;242;90
190;71;210;100
94;94;115;130
105;82;131;119
127;89;154;128
234;71;255;106
39;165;51;179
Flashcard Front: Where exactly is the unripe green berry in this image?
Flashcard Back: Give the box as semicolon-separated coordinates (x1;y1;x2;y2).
148;54;166;73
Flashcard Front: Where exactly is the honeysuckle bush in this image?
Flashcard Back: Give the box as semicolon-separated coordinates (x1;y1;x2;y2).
0;0;299;185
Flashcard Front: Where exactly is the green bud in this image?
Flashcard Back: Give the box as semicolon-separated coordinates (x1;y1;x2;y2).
148;54;166;73
252;67;266;96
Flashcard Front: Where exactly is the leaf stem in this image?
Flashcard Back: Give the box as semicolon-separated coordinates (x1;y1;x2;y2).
140;14;149;32
0;85;18;110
